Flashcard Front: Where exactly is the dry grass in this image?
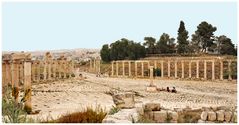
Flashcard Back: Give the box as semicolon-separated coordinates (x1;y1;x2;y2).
43;105;107;123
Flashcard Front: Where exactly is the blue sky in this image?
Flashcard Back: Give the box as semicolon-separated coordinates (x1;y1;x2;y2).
2;2;237;51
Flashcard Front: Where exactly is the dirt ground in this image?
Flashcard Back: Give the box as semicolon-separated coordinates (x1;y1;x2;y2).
28;72;237;120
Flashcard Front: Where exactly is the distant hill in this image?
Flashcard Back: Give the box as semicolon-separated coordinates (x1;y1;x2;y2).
2;48;100;61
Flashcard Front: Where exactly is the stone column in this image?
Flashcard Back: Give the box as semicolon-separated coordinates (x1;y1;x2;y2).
168;61;170;77
196;60;199;79
94;59;96;73
2;63;6;86
90;59;92;72
63;62;67;79
149;66;154;86
6;63;11;86
37;62;41;81
43;62;47;80
122;61;125;76
189;61;192;78
24;61;32;113
204;60;207;80
19;63;24;85
111;61;114;76
220;60;223;80
212;60;215;80
128;61;131;77
116;61;119;76
161;61;164;77
154;60;157;69
175;61;177;78
228;60;232;80
181;61;184;78
141;62;144;77
48;62;52;80
11;61;20;102
135;62;137;77
52;61;56;79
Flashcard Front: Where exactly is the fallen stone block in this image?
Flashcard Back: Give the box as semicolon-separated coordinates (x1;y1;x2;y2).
224;111;232;122
216;110;224;122
112;92;135;109
144;103;161;111
167;111;178;122
200;111;208;121
153;110;167;123
207;111;216;121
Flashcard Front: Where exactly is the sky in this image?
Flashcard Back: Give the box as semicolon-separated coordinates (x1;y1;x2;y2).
2;2;237;51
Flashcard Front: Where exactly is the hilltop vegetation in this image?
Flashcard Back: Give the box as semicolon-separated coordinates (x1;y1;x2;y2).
100;21;237;62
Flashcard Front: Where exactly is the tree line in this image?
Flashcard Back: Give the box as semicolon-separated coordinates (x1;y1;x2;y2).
100;21;237;62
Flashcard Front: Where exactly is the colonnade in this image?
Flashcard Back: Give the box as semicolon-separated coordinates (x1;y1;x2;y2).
111;58;237;81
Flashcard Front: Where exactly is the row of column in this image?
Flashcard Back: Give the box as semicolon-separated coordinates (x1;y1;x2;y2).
2;59;32;112
111;60;235;80
31;60;75;82
89;59;101;74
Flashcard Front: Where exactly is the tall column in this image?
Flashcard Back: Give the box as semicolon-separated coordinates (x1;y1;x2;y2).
220;60;223;80
168;61;170;77
181;61;184;78
24;61;32;113
6;63;11;85
161;61;164;77
37;62;41;81
128;61;131;77
135;62;137;77
189;61;192;78
19;63;24;84
204;60;207;80
94;59;96;73
48;62;52;80
175;61;177;78
43;62;47;80
111;61;114;76
196;60;199;79
154;60;157;69
228;60;232;80
2;63;6;86
116;62;119;76
90;59;92;72
11;61;20;102
52;62;56;79
122;61;125;76
212;60;215;80
63;62;67;79
141;62;144;77
149;66;154;86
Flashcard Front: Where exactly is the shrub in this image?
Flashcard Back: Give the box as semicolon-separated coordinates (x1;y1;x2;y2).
2;85;27;123
52;105;107;123
108;105;120;115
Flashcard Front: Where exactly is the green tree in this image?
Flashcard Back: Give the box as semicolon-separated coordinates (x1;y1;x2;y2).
156;33;176;54
143;37;156;54
216;35;237;55
100;44;111;62
177;21;190;54
191;21;217;53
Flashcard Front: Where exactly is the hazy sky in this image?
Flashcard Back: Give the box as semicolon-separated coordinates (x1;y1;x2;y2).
2;2;237;51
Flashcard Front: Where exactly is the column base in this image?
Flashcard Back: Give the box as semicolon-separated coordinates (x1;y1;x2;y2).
146;86;157;92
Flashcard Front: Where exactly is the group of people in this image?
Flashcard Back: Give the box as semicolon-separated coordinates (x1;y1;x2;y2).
158;86;177;93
